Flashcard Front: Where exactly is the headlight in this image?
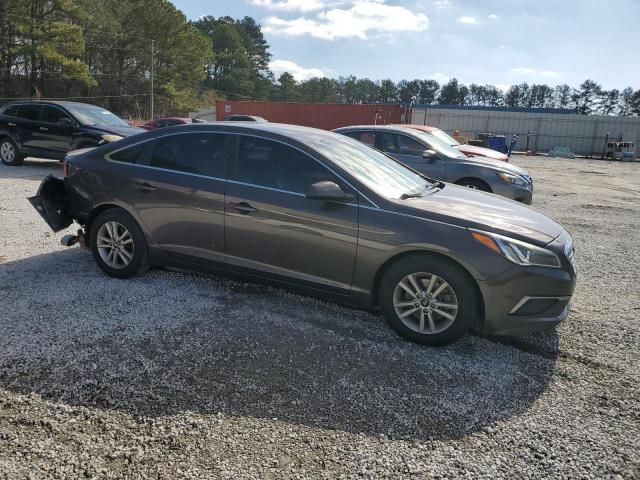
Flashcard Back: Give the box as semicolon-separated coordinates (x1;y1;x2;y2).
497;172;530;188
471;230;561;268
101;134;124;143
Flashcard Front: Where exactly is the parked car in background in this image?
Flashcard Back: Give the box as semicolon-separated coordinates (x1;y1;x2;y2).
335;125;533;204
141;117;207;130
0;100;143;166
397;124;509;162
222;114;268;122
29;123;575;346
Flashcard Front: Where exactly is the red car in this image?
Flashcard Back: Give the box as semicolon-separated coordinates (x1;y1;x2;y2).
396;124;509;162
141;117;206;130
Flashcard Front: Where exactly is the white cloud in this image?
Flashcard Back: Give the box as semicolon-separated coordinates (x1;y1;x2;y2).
263;1;429;40
433;0;451;7
457;16;478;25
249;0;330;11
495;84;510;92
270;59;326;80
488;14;498;20
511;67;560;78
511;67;536;75
429;72;450;83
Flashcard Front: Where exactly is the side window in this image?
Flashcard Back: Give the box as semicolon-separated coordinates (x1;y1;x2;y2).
110;143;146;164
343;130;375;148
2;105;20;117
42;105;71;124
149;133;227;178
395;134;426;156
234;136;338;194
16;104;41;121
374;132;397;153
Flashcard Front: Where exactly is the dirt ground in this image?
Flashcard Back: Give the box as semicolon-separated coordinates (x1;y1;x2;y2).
0;155;638;479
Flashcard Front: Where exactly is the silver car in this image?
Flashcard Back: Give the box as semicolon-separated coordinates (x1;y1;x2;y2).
334;125;533;204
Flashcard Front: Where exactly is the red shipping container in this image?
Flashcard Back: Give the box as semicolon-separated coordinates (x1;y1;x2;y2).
216;101;405;130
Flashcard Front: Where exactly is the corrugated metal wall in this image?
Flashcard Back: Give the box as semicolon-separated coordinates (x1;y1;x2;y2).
411;107;640;156
216;101;404;130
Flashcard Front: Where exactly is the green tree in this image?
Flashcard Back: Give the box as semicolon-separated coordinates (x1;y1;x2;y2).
438;78;467;105
397;79;420;103
572;79;601;115
377;79;397;103
273;72;300;101
554;84;573;108
618;87;635;115
598;89;619;115
418;79;439;104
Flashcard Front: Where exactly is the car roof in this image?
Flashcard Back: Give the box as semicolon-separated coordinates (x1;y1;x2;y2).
392;124;438;132
335;124;431;133
2;100;104;109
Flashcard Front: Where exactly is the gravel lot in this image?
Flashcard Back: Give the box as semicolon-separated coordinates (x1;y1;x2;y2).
0;155;638;479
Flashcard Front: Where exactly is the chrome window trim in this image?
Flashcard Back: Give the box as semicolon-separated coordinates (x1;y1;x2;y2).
105;130;380;209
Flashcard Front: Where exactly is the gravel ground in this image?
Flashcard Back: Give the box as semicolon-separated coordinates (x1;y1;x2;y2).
0;155;638;479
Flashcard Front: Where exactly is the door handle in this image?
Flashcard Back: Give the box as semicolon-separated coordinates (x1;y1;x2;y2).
39;127;48;131
136;182;157;192
229;201;257;214
8;122;16;127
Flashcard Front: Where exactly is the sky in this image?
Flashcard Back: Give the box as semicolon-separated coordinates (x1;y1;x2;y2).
170;0;640;91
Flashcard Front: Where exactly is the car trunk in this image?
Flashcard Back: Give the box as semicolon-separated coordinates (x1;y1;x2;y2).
28;175;73;232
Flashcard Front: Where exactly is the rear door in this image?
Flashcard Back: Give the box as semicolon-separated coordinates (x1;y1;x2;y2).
127;132;230;264
392;133;445;179
13;104;44;153
224;135;359;292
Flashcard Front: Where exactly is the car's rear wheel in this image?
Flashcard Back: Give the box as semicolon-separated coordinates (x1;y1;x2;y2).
379;255;477;346
90;208;148;279
455;178;491;192
0;138;23;166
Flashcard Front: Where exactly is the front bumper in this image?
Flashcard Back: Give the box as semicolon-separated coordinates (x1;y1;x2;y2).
492;181;533;205
477;262;576;336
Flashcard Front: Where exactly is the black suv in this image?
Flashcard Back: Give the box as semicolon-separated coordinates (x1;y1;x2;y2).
0;100;144;166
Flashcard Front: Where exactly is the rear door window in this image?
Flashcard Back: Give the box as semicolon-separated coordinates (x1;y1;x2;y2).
16;104;42;122
149;133;228;178
110;143;147;164
233;136;339;194
2;105;20;117
374;132;397;154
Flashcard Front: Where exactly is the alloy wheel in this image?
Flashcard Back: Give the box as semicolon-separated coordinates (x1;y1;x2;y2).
392;272;459;334
0;141;15;163
96;221;134;269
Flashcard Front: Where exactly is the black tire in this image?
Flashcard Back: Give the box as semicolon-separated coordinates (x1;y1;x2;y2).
455;178;491;192
90;208;148;279
0;137;24;166
379;254;478;346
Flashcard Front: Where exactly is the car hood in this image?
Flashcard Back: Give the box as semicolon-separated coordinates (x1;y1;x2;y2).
458;155;530;177
457;144;509;162
395;184;564;245
86;125;146;137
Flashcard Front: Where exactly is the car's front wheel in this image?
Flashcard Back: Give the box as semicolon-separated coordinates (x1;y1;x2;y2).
455;178;491;192
0;137;23;166
379;255;478;346
90;208;148;279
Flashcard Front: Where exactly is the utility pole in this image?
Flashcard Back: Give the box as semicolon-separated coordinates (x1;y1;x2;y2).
150;39;154;120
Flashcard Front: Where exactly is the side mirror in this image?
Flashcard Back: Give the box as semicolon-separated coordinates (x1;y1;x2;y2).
58;117;74;129
422;149;437;160
306;181;354;203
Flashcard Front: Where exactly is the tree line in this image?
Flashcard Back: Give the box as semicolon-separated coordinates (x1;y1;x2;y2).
1;2;639;118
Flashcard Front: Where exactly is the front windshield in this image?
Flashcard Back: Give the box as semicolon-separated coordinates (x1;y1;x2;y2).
430;128;461;147
65;104;129;127
409;129;466;159
307;134;429;199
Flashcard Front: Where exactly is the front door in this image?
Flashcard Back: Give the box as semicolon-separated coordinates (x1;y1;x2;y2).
39;105;74;157
224;135;359;292
126;132;230;264
389;133;445;179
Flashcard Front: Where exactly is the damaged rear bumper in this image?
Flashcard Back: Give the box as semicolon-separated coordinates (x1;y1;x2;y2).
28;175;74;232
